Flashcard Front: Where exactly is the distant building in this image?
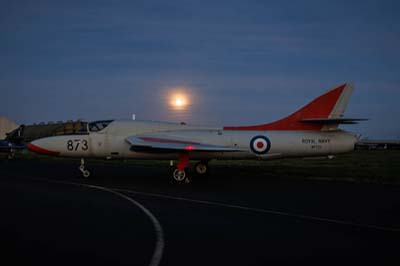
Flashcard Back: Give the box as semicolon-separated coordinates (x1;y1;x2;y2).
355;139;400;150
0;116;19;139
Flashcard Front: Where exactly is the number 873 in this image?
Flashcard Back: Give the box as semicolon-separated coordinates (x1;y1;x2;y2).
67;139;88;151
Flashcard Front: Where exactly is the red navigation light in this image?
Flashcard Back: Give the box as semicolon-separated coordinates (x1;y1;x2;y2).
185;145;195;151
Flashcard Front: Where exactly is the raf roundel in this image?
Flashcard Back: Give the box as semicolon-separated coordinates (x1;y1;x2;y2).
250;136;271;154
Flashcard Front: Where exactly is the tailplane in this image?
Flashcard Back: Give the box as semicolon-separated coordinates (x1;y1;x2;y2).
224;83;366;131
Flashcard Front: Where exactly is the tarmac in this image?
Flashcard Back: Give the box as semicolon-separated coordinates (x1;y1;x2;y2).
1;158;400;265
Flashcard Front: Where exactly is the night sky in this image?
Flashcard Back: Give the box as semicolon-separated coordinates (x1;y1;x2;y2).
1;0;399;139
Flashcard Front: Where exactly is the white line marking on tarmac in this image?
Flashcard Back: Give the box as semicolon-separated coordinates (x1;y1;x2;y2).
12;176;165;266
113;188;400;233
12;176;400;233
85;185;164;266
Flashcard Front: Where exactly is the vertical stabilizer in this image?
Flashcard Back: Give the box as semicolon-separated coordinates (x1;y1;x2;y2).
329;84;354;118
224;83;355;131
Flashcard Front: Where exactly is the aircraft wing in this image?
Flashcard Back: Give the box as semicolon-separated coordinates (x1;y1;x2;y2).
126;134;242;153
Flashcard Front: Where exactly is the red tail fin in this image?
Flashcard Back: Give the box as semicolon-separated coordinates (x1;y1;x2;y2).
224;83;352;131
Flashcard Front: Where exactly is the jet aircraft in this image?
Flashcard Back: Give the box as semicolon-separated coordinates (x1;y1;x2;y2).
28;83;365;183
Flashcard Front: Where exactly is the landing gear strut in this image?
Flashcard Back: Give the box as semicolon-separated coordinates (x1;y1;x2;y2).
79;158;90;178
6;143;15;160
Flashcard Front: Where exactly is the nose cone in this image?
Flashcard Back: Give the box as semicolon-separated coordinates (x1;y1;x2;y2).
28;138;60;156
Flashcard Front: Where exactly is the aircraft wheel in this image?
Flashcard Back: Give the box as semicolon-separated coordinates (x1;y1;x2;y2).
82;170;90;178
194;161;208;175
79;158;90;178
173;169;186;181
172;168;191;184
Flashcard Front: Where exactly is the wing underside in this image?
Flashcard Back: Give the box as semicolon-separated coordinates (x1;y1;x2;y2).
126;134;242;153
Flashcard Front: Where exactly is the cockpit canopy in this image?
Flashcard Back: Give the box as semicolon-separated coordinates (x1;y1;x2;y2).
88;120;114;132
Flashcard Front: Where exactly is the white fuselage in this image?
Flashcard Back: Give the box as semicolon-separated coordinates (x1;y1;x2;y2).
31;120;357;160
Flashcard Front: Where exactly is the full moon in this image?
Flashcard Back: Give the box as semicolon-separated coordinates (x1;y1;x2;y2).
170;92;188;110
175;98;184;106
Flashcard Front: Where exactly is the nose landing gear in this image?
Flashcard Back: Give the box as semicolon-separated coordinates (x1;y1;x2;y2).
79;158;90;178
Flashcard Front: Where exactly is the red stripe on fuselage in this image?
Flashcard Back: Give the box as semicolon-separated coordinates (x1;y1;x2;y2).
139;137;201;145
27;143;60;156
223;84;346;131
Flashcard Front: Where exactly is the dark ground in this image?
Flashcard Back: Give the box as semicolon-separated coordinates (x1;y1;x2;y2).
1;152;400;265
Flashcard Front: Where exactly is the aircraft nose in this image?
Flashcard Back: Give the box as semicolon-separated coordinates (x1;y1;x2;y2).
28;138;60;156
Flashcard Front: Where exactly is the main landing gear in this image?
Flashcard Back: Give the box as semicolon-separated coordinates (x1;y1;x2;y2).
170;154;210;184
172;168;191;184
194;161;209;175
171;153;191;184
79;158;91;178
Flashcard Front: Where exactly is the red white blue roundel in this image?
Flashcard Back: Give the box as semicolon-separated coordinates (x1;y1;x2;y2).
250;136;271;154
